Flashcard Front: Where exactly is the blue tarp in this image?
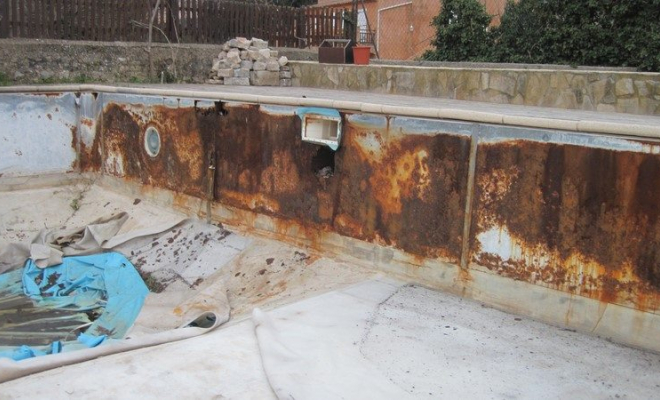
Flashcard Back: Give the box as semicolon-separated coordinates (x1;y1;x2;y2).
0;252;148;361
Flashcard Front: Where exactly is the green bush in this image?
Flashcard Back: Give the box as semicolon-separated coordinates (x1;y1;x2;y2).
425;0;660;72
423;0;493;62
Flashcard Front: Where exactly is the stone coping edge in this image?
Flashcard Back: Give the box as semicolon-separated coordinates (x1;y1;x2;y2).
1;84;659;139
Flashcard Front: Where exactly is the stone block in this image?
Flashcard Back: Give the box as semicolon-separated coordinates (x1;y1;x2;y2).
235;37;252;49
253;61;267;71
224;77;250;86
280;70;292;79
251;38;269;49
266;59;280;72
227;49;241;64
248;49;261;61
280;66;291;72
218;51;227;60
635;80;650;97
615;78;634;96
488;73;516;97
258;48;271;61
250;71;280;86
271;50;279;58
206;78;223;85
240;50;248;60
278;56;288;67
216;68;234;78
222;42;230;52
234;68;251;78
240;60;254;70
280;78;292;87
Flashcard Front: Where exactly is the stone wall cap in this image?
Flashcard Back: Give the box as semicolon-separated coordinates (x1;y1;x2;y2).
1;83;659;139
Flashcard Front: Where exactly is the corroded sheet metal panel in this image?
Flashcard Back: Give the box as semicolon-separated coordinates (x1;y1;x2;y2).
78;92;103;172
334;116;471;262
216;103;342;226
216;105;471;262
0;93;78;177
470;139;660;312
99;96;221;198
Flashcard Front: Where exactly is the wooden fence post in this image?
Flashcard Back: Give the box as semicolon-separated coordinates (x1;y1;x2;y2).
0;0;8;38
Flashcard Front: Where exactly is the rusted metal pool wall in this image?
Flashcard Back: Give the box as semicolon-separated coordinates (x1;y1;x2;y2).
66;93;660;319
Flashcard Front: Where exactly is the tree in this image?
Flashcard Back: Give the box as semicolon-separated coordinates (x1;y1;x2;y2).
423;0;493;62
490;0;660;71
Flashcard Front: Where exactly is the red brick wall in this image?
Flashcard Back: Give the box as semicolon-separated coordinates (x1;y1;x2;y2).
315;0;508;60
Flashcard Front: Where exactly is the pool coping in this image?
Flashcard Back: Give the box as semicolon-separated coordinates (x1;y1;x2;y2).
1;84;660;140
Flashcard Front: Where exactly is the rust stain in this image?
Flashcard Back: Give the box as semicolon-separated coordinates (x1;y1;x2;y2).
99;102;221;198
78;118;102;172
334;126;471;262
471;140;660;312
215;105;471;262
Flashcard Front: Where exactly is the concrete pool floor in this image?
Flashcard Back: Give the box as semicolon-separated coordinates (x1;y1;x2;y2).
1;181;660;399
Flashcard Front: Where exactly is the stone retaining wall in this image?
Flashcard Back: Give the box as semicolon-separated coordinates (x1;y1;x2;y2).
0;39;316;84
290;61;660;116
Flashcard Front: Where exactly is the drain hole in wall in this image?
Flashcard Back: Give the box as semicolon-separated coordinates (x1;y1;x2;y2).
312;147;335;179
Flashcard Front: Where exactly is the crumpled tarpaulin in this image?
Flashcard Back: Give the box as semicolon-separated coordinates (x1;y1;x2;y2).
252;281;416;400
0;212;231;383
0;252;148;361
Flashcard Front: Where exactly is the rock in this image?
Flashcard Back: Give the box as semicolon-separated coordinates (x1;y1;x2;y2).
248;48;261;61
279;70;292;79
278;56;288;67
251;38;269;49
13;71;24;79
235;37;252;49
227;49;241;64
222;42;230;52
257;48;271;61
266;59;280;72
206;78;224;85
40;70;54;80
224;77;250;86
234;68;251;78
615;78;635;96
240;60;254;70
228;38;239;48
250;71;280;86
280;78;292;87
230;62;242;69
280;66;291;72
253;61;267;71
240;50;248;60
218;51;227;60
488;74;516;97
271;50;279;58
216;68;234;78
211;59;222;72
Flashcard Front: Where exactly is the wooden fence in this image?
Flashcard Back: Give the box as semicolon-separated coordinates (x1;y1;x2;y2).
0;0;348;47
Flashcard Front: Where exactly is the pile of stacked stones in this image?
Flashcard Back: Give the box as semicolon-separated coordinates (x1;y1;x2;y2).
207;37;291;86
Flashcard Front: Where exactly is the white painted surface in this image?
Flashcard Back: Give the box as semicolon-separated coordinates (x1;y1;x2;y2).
0;93;78;177
6;280;659;399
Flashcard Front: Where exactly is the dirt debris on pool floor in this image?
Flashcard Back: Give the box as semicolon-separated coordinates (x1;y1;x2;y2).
1;182;660;399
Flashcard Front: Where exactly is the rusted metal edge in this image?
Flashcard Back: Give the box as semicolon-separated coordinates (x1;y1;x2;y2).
1;84;659;139
459;136;479;271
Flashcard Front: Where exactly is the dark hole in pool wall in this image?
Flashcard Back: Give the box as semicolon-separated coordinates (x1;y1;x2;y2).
470;140;660;311
312;146;335;179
